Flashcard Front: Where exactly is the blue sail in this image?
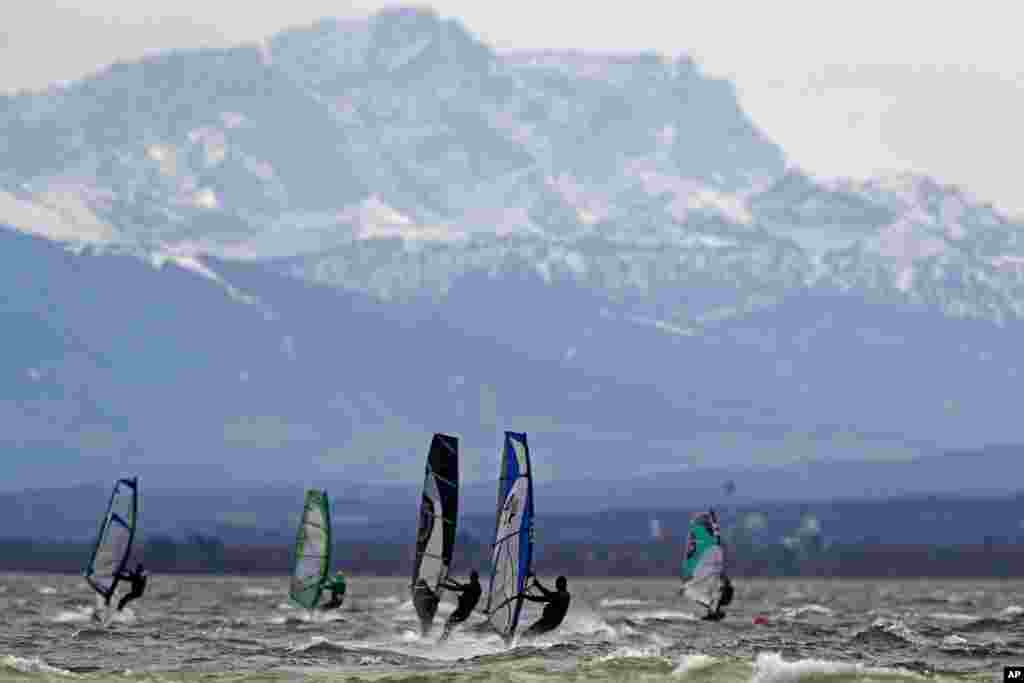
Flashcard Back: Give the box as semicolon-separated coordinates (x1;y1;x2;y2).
83;477;138;600
485;431;534;642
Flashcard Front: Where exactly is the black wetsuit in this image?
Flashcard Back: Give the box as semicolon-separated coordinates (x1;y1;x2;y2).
702;577;733;621
522;579;570;637
321;586;345;610
439;576;482;639
116;570;147;611
720;578;734;607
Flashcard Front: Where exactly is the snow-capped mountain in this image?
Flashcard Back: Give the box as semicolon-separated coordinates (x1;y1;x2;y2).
2;7;1023;491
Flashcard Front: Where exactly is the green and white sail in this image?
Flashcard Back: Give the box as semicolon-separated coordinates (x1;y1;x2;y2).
83;477;139;600
290;489;332;610
680;509;725;609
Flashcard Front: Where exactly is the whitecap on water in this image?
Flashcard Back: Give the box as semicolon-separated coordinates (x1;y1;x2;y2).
865;618;926;646
751;652;914;683
598;598;653;608
240;587;276;598
1000;605;1024;617
673;653;717;676
628;610;697;623
52;609;94;624
598;645;665;662
929;612;976;622
779;604;835;619
372;596;402;606
38;586;57;595
1;654;72;676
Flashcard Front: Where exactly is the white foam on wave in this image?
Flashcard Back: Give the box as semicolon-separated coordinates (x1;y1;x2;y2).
240;587;276;597
269;608;342;625
52;609;94;624
930;612;976;622
629;610;697;623
1;655;72;676
1001;605;1024;617
751;652;916;683
52;604;134;625
289;636;336;653
394;598;456;616
673;653;717;676
941;635;968;646
779;604;834;619
334;628;506;663
868;618;925;645
373;596;402;606
599;598;654;608
598;645;665;662
38;586;57;595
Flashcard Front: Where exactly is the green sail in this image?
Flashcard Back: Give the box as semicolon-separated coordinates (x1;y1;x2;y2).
681;510;725;608
289;490;332;610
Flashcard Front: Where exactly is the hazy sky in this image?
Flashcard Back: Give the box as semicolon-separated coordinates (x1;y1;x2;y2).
3;1;1022;214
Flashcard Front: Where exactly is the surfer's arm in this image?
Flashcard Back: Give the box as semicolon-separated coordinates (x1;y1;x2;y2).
531;577;554;597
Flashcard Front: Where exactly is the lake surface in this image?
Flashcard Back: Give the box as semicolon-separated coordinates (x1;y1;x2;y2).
1;574;1019;681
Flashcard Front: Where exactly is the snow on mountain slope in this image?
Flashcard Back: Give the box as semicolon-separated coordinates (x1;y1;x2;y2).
1;7;1020;330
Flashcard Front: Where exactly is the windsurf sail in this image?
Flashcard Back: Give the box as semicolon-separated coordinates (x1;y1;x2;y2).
680;509;726;609
485;431;534;642
411;433;459;628
83;477;139;601
289;489;332;610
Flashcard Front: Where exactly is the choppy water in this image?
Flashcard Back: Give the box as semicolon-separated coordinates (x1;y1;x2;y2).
1;574;1020;681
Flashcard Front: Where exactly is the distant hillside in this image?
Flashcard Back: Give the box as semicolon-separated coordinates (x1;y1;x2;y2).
3;446;1023;548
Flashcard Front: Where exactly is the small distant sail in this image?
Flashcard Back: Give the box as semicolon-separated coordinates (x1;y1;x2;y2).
83;477;139;601
680;509;725;610
411;433;459;630
485;432;534;643
290;490;332;610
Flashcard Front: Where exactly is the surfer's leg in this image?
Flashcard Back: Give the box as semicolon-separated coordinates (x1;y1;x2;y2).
521;620;550;640
117;589;141;611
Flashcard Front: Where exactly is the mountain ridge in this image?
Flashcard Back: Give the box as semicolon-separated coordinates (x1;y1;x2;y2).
1;7;1022;488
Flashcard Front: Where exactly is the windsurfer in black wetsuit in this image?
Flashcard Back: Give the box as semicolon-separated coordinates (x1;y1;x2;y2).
115;563;147;611
521;575;571;638
702;575;734;621
438;570;482;641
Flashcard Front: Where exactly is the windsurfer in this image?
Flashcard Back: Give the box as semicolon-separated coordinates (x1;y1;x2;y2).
320;570;346;610
114;563;147;611
701;575;734;621
520;575;570;638
438;570;482;640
